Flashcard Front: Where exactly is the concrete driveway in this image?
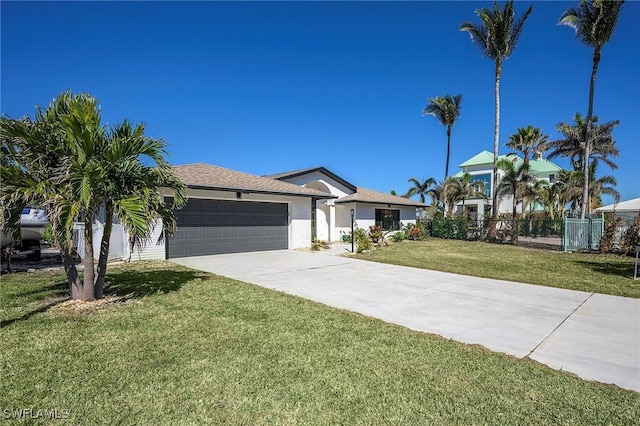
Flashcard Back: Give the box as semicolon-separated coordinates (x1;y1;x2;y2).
172;247;640;393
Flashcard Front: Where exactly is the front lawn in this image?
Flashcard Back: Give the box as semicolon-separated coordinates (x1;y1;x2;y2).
355;239;640;298
1;262;638;424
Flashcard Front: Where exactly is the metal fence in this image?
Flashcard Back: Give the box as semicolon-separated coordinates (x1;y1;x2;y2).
562;217;604;251
426;218;563;244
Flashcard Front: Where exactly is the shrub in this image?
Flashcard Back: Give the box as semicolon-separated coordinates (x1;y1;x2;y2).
391;231;408;242
42;223;54;245
354;227;372;253
599;217;623;254
310;238;329;251
621;216;640;256
403;222;427;241
368;225;384;243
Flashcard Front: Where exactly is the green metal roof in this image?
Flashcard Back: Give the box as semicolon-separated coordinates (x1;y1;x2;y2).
458;150;494;167
458;150;562;176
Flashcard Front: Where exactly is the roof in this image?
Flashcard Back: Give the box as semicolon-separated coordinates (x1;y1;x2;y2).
172;163;336;198
458;150;562;175
335;187;426;207
265;167;357;192
459;150;494;167
595;198;640;213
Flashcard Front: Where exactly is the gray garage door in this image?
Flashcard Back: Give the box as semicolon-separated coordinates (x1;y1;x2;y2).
167;198;288;258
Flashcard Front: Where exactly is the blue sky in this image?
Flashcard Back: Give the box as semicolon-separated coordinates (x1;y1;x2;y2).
2;1;638;204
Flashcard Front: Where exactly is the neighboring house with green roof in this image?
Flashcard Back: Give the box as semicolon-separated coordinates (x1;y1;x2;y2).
452;150;562;218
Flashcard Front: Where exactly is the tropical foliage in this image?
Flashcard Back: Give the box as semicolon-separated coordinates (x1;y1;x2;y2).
405;177;437;204
460;0;533;219
559;0;624;217
0;91;186;300
422;94;463;179
495;156;535;220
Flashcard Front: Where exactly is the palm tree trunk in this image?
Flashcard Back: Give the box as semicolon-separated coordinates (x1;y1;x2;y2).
581;48;600;219
82;215;95;301
492;60;502;220
445;126;452;180
94;206;113;299
63;247;83;299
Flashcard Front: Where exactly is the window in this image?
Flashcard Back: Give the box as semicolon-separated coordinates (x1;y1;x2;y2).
471;173;492;197
375;209;400;231
549;174;555;183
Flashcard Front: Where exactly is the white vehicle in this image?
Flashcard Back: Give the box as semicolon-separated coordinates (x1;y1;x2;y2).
1;207;49;261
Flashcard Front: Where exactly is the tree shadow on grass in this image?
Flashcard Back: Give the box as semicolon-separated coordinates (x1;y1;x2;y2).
573;259;635;279
105;268;208;299
2;268;208;328
1;280;70;328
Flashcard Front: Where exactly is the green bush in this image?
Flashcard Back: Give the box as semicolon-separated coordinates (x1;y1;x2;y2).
354;227;372;253
391;231;408;242
42;223;54;245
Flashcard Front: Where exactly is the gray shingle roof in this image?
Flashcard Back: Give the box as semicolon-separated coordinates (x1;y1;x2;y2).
172;163;336;198
336;187;426;207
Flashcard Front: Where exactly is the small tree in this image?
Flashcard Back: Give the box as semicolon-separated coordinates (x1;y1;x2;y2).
0;91;186;300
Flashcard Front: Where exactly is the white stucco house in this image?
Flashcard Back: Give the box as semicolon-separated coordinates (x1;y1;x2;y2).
452;150;562;217
118;163;425;261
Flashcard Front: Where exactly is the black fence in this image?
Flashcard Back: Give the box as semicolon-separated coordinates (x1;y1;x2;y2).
426;218;563;246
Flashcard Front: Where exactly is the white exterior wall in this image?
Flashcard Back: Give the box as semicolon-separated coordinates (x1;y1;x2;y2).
280;172;353;198
290;197;312;249
350;204;417;232
129;217;166;261
132;188;314;260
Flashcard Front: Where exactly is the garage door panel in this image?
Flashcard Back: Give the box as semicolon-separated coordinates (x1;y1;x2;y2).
167;198;289;258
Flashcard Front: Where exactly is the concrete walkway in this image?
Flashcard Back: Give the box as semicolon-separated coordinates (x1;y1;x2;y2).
172;246;640;393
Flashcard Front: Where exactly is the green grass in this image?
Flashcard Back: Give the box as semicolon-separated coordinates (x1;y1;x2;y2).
1;262;638;425
355;239;640;298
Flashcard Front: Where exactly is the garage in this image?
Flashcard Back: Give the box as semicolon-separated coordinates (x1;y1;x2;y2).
167;198;288;258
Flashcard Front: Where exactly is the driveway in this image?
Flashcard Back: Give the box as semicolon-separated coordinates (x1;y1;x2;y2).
172;247;640;393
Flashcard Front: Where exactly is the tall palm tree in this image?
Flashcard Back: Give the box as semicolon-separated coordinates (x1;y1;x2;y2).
506;126;549;169
495;157;534;220
405;177;437;204
422;94;463;179
460;0;533;219
547;113;619;172
560;0;624;218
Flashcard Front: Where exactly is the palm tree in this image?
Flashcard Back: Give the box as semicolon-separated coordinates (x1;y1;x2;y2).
422;94;463;179
495;157;534;220
0;91;186;301
93;120;186;298
405;177;437;204
547;113;619;172
506;126;549;170
534;180;563;220
442;177;465;217
460;0;533;219
458;173;488;213
559;0;624;218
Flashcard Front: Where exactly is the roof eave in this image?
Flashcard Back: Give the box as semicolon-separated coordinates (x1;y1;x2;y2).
178;184;337;199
